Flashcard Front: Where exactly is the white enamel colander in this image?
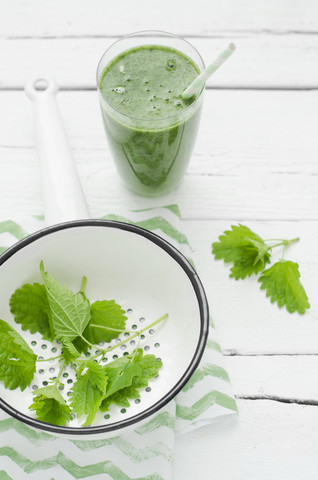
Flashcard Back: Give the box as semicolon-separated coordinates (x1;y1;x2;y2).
0;78;209;439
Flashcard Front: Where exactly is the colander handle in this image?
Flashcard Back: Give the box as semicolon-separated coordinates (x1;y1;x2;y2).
25;77;90;226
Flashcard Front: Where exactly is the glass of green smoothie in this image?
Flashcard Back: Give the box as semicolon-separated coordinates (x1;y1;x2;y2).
97;31;205;196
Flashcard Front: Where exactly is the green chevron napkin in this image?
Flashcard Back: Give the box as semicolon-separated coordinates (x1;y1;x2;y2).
0;205;237;480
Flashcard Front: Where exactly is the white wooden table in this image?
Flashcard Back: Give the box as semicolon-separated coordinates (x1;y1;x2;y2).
1;1;318;478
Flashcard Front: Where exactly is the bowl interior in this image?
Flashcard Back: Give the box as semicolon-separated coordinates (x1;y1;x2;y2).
0;221;208;434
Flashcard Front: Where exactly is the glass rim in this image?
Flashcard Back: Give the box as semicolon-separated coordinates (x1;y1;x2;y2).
96;30;205;124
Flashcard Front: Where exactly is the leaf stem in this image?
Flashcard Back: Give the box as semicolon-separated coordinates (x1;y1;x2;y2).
79;276;87;295
92;313;168;361
54;358;66;387
264;237;299;259
79;333;93;349
265;237;300;249
88;323;136;334
37;354;63;362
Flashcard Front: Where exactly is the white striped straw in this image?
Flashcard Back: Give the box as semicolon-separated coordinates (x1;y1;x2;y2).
182;43;236;99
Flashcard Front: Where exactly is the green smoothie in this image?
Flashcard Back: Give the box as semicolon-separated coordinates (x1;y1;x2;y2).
98;44;203;195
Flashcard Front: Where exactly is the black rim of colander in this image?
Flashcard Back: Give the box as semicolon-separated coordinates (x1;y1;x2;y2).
0;219;209;436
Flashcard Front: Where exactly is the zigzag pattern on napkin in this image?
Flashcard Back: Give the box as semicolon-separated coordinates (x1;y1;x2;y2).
182;364;230;391
0;414;175;455
0;447;165;480
0;470;13;480
0;418;55;445
176;390;237;421
101;214;190;246
0;220;29;240
72;437;173;462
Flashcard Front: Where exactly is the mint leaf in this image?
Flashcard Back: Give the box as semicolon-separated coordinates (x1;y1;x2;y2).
9;283;53;340
83;300;127;344
40;262;91;343
212;225;271;279
258;260;310;314
69;361;108;425
0;319;37;390
29;385;72;426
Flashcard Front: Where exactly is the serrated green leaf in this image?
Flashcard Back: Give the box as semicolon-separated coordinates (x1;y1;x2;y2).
212;224;271;279
129;349;162;388
62;341;81;361
29;385;72;426
72;336;90;355
258;260;310;314
9;283;53;340
100;388;136;411
69;362;108;425
83;300;127;344
100;350;162;412
32;384;65;403
103;357;141;399
40;262;91;343
0;319;37;390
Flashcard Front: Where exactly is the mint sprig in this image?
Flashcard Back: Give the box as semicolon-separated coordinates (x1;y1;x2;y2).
212;225;309;315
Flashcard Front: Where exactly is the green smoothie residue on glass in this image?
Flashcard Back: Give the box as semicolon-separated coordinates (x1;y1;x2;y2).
99;45;200;120
98;44;203;195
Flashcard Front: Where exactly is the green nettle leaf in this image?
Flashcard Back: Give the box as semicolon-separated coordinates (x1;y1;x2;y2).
100;349;162;411
9;283;53;340
2;261;166;428
258;260;310;314
212;224;271;279
83;300;127;344
29;385;72;426
100;385;140;411
0;319;37;390
72;336;90;355
130;349;163;386
99;356;142;412
40;262;91;343
62;341;81;360
103;357;142;398
69;362;108;426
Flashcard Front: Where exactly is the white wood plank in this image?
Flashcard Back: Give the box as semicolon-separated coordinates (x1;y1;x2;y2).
2;90;317;176
226;356;318;401
1;35;318;89
1;0;317;37
1;151;318;222
174;400;318;480
0;90;317;221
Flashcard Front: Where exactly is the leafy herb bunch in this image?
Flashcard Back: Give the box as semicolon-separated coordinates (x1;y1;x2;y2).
212;225;310;314
0;261;166;427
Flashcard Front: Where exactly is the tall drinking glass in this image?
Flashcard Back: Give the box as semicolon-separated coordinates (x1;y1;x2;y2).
97;31;205;196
